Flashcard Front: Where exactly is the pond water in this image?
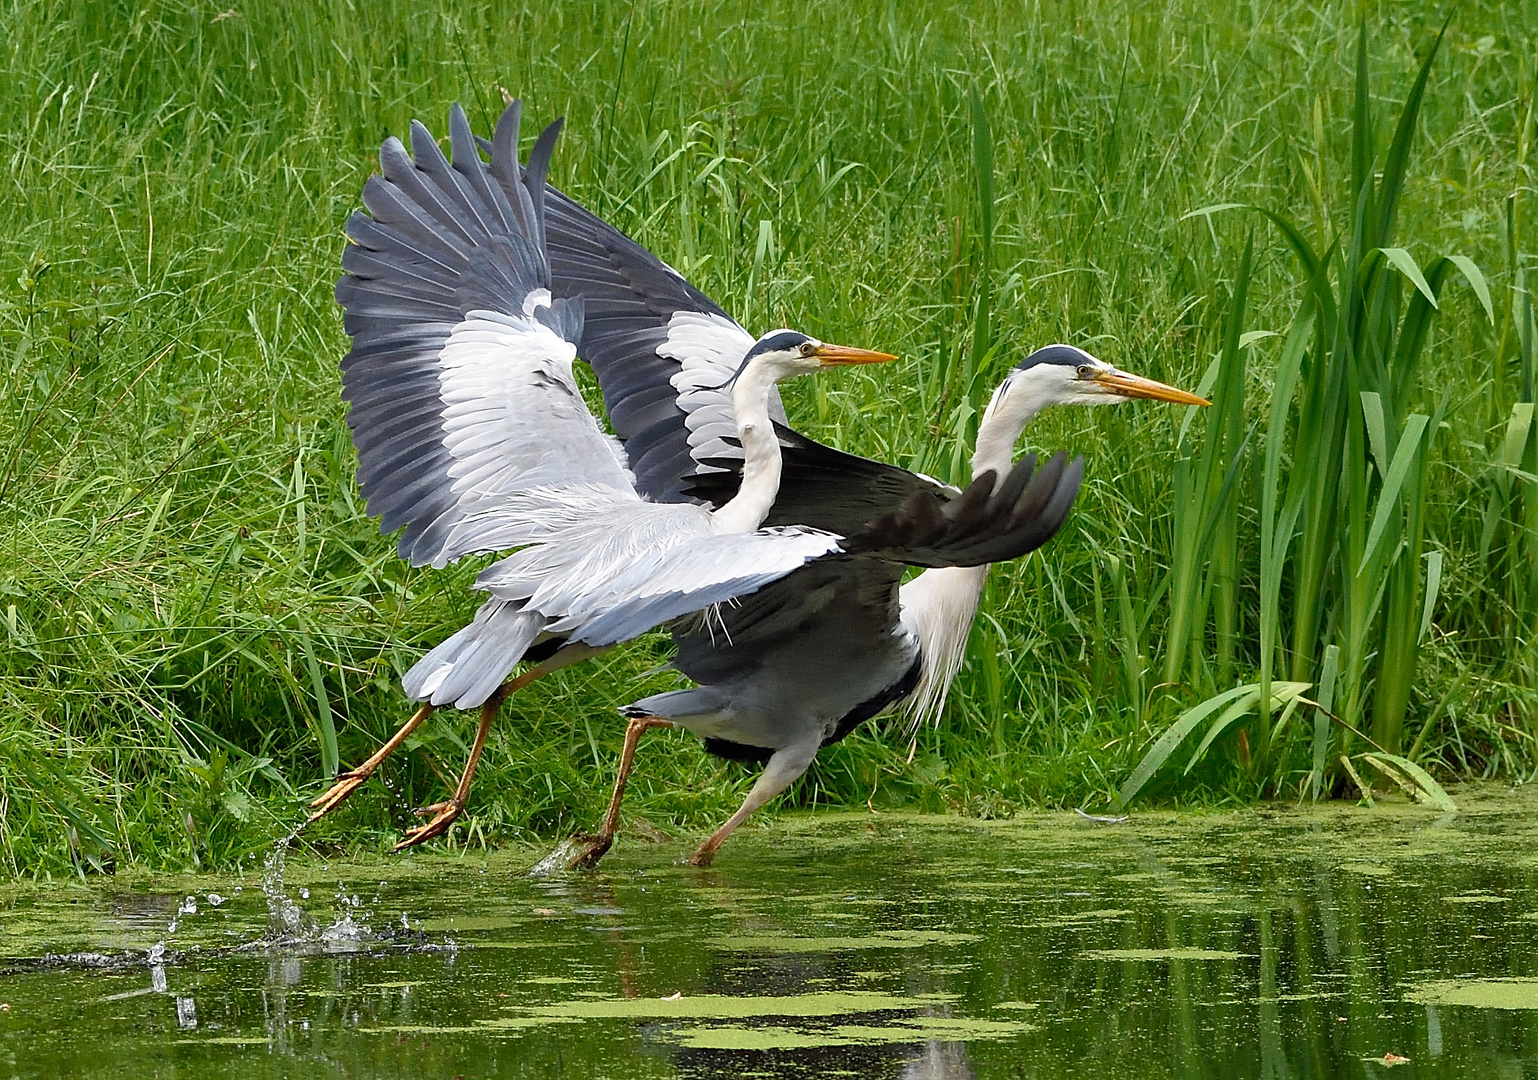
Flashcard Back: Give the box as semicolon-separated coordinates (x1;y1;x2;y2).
3;790;1537;1078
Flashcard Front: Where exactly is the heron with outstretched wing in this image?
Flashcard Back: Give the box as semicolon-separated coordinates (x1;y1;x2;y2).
312;104;1075;851
516;111;1207;867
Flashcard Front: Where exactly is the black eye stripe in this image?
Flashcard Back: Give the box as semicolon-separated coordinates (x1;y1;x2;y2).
1016;344;1097;373
744;330;813;360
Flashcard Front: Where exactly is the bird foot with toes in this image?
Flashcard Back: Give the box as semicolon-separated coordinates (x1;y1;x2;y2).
564;833;615;871
306;771;371;823
393;799;464;850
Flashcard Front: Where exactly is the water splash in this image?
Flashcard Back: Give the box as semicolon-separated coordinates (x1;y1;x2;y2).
175;996;197;1029
262;840;314;941
321;885;370;945
166;894;199;934
146;942;168;993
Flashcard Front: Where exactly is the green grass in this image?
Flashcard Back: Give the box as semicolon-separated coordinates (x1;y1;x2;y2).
1;0;1533;875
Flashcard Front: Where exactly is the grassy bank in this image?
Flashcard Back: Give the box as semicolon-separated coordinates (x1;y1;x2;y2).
1;0;1533;875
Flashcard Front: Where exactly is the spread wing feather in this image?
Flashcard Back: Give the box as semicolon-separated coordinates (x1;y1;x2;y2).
667;454;1085;697
339;101;629;568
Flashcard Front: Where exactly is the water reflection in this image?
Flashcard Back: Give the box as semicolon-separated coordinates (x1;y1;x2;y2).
0;795;1535;1077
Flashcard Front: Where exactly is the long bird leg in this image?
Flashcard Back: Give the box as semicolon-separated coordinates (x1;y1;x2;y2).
394;643;611;850
688;741;819;868
393;669;533;850
307;703;435;823
567;715;675;870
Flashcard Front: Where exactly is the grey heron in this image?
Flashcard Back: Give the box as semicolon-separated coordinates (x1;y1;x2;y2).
562;345;1206;868
459;106;1209;866
312;103;1077;850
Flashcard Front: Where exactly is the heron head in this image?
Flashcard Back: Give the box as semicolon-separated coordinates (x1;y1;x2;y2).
738;330;897;380
1000;344;1209;409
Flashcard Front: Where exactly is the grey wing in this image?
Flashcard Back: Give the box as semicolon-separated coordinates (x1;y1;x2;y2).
542;194;767;500
540;188;962;519
669;452;1085;679
475;115;775;501
670;556;906;687
481;101;956;525
336;103;634;568
540;186;949;520
683;425;962;537
844;452;1086;567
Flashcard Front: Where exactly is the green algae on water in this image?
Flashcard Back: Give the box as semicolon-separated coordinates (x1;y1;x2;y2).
513;990;953;1020
709;929;979;952
666;1015;1036;1050
667;1025;851;1051
1406;979;1538;1010
1084;948;1247;961
1339;863;1392;877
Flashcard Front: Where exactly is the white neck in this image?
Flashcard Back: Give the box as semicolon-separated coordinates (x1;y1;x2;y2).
900;376;1044;726
971;378;1048;486
709;359;784;533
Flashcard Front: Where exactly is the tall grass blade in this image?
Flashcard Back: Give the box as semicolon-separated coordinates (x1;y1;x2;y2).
1359;752;1457;812
1379;248;1438;308
1357;412;1430;574
298;626;340;779
1118;685;1256;807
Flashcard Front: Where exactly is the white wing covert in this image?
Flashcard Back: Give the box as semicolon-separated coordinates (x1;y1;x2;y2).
467;488;844;649
658;311;788;473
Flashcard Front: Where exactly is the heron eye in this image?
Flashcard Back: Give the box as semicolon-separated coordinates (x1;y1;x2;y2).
800;342;817;357
1076;364;1092;377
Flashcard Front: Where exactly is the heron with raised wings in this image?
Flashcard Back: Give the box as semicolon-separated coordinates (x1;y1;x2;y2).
312;104;1080;851
512;111;1209;867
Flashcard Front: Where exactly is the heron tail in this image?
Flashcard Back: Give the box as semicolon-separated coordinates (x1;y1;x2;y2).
403;600;545;709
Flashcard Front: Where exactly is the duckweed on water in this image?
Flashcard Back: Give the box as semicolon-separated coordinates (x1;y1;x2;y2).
1405;979;1538;1010
4;797;1538;1077
708;930;980;952
1081;948;1249;962
515;991;951;1020
669;1016;1038;1051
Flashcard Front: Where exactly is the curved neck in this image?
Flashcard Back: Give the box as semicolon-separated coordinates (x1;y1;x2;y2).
970;381;1045;487
901;378;1042;723
709;360;783;533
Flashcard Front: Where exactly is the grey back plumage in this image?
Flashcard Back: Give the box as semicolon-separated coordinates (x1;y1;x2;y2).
666;453;1083;710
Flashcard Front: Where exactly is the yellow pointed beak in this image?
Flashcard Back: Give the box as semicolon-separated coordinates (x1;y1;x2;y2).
1091;369;1210;406
812;343;899;367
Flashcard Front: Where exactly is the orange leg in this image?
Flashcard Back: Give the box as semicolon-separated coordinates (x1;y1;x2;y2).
688;741;818;867
392;664;548;850
568;716;672;870
307;703;434;824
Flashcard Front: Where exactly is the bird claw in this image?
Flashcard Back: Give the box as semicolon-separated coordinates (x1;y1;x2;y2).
306;770;371;823
686;845;718;868
565;833;614;871
394;799;464;850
